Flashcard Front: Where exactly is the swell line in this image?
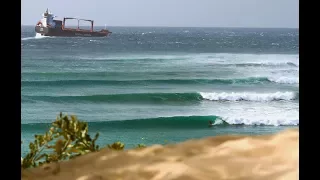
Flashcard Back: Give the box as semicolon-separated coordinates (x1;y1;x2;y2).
22;91;298;104
21;115;298;130
21;77;298;87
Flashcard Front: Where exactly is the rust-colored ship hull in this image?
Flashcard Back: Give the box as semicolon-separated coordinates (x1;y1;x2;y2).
35;26;111;37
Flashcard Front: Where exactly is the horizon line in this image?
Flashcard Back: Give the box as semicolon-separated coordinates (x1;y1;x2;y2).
21;24;298;29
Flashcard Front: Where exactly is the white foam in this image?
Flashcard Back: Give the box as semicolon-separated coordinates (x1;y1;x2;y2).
200;91;297;102
22;33;48;41
208;102;299;126
222;117;299;126
213;119;225;125
268;76;299;84
219;106;299;126
22;37;34;41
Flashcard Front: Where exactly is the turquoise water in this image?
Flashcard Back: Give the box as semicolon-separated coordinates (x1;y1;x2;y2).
21;26;299;155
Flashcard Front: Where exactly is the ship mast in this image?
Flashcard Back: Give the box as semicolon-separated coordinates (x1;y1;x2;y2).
44;8;49;17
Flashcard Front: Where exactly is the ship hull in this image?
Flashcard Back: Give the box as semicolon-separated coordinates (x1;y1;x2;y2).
35;26;110;37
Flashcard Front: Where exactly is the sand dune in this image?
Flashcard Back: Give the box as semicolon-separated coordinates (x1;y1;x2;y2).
22;128;298;180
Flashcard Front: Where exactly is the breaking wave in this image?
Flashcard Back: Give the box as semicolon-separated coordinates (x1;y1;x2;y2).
22;76;298;86
22;91;298;104
21;115;298;130
267;77;299;84
200;91;297;102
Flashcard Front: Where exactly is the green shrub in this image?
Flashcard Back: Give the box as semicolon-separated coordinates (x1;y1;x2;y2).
136;144;146;149
21;113;100;169
21;113;147;169
107;141;125;150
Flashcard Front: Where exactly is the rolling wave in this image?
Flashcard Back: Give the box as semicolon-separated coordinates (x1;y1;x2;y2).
21;115;298;130
22;91;298;104
72;54;299;68
267;77;299;84
21;77;298;86
224;62;298;67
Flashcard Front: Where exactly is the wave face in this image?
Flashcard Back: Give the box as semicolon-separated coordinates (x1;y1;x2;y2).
22;116;222;129
21;26;299;142
22;91;298;105
21;76;299;87
21;115;298;131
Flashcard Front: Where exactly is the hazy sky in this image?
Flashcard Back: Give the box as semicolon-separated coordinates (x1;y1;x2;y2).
22;0;298;28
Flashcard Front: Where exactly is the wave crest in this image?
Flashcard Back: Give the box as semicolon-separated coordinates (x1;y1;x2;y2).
22;76;298;86
267;77;299;84
23;91;298;104
200;91;297;102
22;115;298;129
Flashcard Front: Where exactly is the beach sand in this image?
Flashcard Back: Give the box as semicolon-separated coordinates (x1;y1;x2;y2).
22;128;298;180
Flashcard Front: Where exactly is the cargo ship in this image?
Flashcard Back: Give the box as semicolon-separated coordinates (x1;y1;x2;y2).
35;9;112;37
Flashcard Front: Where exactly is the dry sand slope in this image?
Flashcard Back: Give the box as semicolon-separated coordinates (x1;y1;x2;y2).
22;128;299;180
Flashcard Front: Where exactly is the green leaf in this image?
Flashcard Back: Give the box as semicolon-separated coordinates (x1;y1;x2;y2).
93;133;99;141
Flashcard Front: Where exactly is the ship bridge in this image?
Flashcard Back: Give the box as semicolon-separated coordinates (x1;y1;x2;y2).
38;8;57;28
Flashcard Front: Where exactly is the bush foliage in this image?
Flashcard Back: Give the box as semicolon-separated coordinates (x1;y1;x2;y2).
21;113;144;169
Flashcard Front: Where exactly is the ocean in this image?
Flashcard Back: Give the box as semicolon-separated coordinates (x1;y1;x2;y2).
21;26;299;156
